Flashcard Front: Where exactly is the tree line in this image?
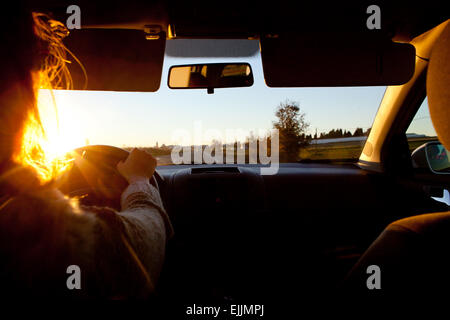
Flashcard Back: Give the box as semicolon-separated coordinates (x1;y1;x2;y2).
312;127;371;140
272;100;371;162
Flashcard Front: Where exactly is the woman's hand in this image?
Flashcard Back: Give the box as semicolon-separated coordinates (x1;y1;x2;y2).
117;148;157;184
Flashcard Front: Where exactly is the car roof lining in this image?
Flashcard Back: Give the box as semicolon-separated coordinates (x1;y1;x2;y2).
34;1;448;91
36;1;448;41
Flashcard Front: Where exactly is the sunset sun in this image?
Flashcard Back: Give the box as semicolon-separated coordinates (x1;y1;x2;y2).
18;89;89;182
37;89;88;159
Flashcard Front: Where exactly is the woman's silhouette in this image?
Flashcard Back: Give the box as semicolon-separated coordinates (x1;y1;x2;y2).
0;5;172;298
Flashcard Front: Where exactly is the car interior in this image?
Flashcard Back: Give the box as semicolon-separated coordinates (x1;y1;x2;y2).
12;0;450;309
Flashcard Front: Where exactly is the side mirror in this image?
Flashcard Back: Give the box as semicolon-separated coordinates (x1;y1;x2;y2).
168;63;253;93
412;141;450;174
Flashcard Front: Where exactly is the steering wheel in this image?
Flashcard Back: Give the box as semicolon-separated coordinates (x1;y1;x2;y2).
58;145;162;211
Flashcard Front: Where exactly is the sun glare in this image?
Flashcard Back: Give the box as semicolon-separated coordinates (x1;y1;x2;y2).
17;89;88;182
38;90;87;157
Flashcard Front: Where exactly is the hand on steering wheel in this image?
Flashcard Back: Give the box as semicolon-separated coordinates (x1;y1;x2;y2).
117;148;157;184
58;145;161;211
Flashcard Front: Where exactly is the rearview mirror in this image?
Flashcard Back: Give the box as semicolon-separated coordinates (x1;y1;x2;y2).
168;63;253;93
412;141;450;174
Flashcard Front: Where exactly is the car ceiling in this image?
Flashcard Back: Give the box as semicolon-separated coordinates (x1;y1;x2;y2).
34;0;447;41
31;1;448;91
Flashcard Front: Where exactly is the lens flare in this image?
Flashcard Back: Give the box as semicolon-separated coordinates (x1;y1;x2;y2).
16;88;86;183
16;113;71;182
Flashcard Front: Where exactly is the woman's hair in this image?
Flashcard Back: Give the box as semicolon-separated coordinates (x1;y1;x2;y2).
0;6;77;188
32;12;76;90
0;9;156;298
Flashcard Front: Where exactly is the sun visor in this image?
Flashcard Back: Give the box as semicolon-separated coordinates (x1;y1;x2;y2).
260;33;416;87
62;29;165;92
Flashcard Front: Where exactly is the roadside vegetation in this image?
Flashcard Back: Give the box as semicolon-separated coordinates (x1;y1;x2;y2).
124;100;438;164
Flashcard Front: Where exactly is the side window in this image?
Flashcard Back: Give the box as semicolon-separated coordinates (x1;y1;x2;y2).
406;97;438;152
407;97;449;206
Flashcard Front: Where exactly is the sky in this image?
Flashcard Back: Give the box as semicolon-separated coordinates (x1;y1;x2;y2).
407;97;436;137
39;42;435;153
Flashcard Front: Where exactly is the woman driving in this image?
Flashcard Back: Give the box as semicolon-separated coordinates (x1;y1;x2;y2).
0;5;172;298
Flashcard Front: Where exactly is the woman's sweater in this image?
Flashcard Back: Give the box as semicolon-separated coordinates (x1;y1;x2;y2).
0;174;173;299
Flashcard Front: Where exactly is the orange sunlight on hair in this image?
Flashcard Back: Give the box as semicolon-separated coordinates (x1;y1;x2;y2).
16;83;84;183
15;13;88;183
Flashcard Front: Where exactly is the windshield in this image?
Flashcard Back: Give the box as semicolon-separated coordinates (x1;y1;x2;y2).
39;40;387;165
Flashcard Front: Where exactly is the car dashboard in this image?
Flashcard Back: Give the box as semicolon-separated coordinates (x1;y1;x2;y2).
153;163;409;302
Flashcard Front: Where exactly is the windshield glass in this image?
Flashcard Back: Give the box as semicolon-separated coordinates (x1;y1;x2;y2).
40;40;387;165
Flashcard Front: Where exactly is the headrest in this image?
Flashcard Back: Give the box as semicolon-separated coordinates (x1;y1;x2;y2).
427;21;450;150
